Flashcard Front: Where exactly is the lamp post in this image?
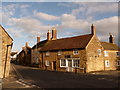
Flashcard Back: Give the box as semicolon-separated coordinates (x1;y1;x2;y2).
3;43;13;78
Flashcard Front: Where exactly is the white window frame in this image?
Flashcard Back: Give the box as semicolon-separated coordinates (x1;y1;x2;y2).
117;60;120;66
45;60;50;66
58;50;62;55
104;51;108;57
73;49;79;55
60;59;66;67
46;51;50;56
98;49;101;55
72;59;80;68
105;60;110;67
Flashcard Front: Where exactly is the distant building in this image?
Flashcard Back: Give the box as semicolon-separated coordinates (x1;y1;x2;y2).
17;42;31;66
31;25;119;73
0;25;13;78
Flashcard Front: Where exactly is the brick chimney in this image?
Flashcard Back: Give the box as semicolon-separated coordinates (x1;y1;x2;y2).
91;24;96;35
26;42;28;47
37;36;40;43
109;33;114;44
47;30;51;40
51;27;57;40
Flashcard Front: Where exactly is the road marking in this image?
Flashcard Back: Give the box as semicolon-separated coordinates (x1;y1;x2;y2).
12;64;40;88
16;79;41;88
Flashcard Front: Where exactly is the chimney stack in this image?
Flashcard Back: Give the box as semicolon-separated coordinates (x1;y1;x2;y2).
22;47;25;50
47;30;51;40
109;33;114;44
91;24;96;35
51;27;57;40
37;36;40;43
26;42;28;47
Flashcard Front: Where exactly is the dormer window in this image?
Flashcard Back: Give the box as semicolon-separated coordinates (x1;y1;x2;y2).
58;50;62;55
98;49;101;55
46;51;50;56
73;49;79;55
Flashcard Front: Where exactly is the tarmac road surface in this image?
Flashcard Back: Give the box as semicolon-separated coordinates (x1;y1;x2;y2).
11;63;119;88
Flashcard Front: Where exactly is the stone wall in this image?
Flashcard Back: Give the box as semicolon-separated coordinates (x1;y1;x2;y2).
0;26;2;78
86;35;105;72
39;49;87;73
0;26;13;78
104;50;118;70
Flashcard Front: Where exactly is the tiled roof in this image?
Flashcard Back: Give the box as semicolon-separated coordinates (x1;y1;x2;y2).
100;41;119;50
40;34;93;51
32;40;47;49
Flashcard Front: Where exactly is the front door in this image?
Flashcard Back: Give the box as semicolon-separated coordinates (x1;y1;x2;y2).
52;61;56;70
67;60;73;72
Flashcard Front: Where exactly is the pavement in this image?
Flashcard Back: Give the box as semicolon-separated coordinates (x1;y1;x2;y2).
2;64;41;89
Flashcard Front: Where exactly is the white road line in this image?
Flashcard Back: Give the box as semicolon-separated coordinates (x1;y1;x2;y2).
16;79;41;88
12;64;41;88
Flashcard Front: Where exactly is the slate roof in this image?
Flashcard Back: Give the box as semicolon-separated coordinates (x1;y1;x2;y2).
40;34;93;51
100;41;119;50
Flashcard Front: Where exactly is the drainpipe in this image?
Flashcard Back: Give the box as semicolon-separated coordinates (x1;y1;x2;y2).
3;43;13;78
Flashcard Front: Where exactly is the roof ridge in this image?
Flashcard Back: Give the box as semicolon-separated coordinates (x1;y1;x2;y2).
51;34;93;41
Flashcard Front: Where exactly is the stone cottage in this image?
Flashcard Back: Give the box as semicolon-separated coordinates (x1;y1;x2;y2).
17;42;31;66
0;25;13;78
31;24;119;73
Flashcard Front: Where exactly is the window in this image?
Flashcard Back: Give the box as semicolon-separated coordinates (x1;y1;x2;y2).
45;60;50;66
98;49;101;55
116;52;119;57
105;60;110;67
117;60;120;66
58;50;62;55
73;60;79;68
104;51;108;57
73;49;79;55
60;59;66;67
46;51;50;56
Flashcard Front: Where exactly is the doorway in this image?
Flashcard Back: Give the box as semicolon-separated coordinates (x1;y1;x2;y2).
66;60;73;72
52;61;56;70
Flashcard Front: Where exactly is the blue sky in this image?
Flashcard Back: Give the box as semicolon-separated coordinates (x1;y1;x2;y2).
1;1;118;52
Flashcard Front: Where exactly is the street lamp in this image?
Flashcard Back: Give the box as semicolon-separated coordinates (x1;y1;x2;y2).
3;43;13;78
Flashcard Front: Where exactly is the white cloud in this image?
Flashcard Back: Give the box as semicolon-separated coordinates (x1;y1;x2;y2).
94;16;118;36
57;14;118;43
7;17;50;37
34;11;60;21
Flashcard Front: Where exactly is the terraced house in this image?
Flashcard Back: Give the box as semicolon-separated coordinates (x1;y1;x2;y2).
0;25;13;78
16;42;31;66
31;24;119;73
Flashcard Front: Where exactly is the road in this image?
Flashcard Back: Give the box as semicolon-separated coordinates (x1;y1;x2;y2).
12;63;119;88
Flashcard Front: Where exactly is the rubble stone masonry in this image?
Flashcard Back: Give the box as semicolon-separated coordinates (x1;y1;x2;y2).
0;26;13;78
